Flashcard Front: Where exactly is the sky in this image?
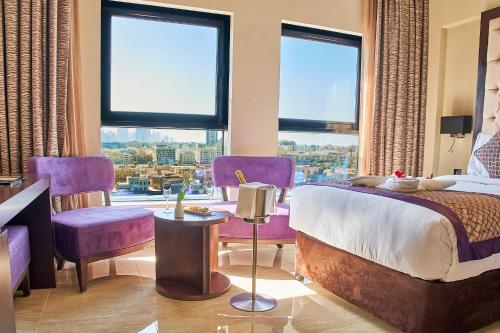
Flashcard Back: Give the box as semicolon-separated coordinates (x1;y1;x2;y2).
111;16;217;115
110;16;359;147
279;36;358;123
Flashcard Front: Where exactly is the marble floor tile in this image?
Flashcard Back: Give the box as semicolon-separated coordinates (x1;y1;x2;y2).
12;243;500;333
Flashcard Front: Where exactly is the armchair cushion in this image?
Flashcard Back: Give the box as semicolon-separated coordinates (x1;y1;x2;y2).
5;225;30;291
212;201;295;240
52;206;154;258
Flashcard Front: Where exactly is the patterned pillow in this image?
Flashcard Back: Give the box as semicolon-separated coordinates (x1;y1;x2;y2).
474;132;500;178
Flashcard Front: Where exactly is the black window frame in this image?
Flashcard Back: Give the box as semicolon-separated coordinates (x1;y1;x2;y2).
279;23;362;134
101;0;230;130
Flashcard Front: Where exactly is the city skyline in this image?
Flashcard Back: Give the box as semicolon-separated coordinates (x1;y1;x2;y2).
101;127;358;201
102;127;358;147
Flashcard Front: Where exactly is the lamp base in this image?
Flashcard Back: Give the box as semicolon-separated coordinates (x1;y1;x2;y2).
230;292;277;312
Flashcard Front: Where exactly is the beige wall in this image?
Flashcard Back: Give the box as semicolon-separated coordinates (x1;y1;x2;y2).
77;0;364;158
425;0;500;176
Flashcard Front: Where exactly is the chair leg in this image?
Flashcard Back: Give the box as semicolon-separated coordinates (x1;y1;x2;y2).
276;244;283;249
56;257;65;270
20;272;31;297
75;259;88;293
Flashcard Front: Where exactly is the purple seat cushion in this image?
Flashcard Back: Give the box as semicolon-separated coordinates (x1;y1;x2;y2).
5;225;30;291
52;206;154;258
212;201;296;241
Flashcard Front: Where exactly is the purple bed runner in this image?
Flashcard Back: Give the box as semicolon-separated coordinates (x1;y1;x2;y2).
308;182;500;262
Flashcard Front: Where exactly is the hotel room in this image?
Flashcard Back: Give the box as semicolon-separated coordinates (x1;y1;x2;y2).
0;0;499;332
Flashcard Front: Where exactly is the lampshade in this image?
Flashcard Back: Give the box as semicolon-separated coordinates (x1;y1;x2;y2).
440;115;472;135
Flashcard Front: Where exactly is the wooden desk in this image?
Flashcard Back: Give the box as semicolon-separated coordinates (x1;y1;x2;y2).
0;176;55;288
0;176;55;333
154;210;231;300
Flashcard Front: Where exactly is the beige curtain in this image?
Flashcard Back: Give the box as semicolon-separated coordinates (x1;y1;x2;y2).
61;0;88;210
0;0;87;209
358;0;377;175
370;0;429;177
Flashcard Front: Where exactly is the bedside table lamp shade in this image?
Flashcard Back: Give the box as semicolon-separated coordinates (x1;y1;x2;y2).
440;116;473;136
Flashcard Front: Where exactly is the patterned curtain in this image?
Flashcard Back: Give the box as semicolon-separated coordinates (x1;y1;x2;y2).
0;0;87;210
370;0;429;177
0;0;70;174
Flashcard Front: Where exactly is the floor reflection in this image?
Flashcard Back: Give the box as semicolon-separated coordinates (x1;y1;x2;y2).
13;243;500;333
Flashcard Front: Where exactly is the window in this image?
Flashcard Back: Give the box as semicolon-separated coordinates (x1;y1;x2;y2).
101;127;226;202
101;1;230;202
279;24;361;132
101;0;230;129
278;24;361;182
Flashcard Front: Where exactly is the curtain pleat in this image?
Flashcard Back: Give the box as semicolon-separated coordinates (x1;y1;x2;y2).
4;0;21;175
0;1;9;173
20;0;33;167
61;0;88;210
371;0;428;177
31;0;45;157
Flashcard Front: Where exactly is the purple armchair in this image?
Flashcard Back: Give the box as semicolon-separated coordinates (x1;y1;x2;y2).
27;156;154;292
211;156;296;248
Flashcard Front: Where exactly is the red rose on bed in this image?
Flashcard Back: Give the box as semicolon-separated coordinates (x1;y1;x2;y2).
394;170;406;179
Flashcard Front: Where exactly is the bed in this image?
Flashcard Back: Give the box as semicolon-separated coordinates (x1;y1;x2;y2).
290;7;500;333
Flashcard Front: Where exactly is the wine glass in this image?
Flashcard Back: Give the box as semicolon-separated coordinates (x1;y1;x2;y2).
205;181;215;209
163;185;172;213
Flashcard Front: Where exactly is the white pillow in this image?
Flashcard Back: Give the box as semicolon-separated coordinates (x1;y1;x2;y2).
417;178;456;191
467;133;493;177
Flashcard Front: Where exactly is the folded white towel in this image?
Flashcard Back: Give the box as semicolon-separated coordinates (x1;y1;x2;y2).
235;182;276;219
348;176;387;188
376;178;420;193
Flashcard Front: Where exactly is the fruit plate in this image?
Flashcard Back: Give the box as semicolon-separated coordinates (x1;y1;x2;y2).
183;208;213;216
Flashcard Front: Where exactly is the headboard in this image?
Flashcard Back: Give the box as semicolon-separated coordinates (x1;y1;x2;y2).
474;6;500;141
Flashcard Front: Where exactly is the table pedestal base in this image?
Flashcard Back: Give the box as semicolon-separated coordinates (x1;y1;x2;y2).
156;272;230;301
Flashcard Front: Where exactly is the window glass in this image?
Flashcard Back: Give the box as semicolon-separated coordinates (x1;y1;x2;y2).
110;16;218;115
279;35;359;123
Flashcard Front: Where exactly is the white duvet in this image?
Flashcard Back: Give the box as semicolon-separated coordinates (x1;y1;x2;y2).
289;175;500;282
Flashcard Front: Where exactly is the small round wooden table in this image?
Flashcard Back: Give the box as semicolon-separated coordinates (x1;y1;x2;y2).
154;210;231;300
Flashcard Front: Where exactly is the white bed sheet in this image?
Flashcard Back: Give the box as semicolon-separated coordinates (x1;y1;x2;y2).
289;175;500;282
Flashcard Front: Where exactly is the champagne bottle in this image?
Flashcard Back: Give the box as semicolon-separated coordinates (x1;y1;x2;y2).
235;169;247;184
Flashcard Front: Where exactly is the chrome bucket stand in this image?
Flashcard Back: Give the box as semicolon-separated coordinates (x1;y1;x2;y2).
229;216;277;312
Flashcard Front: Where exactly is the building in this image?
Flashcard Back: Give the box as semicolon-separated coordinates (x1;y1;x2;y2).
176;149;196;165
116;128;129;142
196;148;222;164
125;175;149;192
135;128;151;142
205;130;218;146
154;144;176;165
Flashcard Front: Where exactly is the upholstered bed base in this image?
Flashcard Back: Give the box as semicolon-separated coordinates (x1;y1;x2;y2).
295;232;500;333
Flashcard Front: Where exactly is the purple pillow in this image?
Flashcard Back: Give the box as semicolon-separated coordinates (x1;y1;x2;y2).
474;132;500;178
